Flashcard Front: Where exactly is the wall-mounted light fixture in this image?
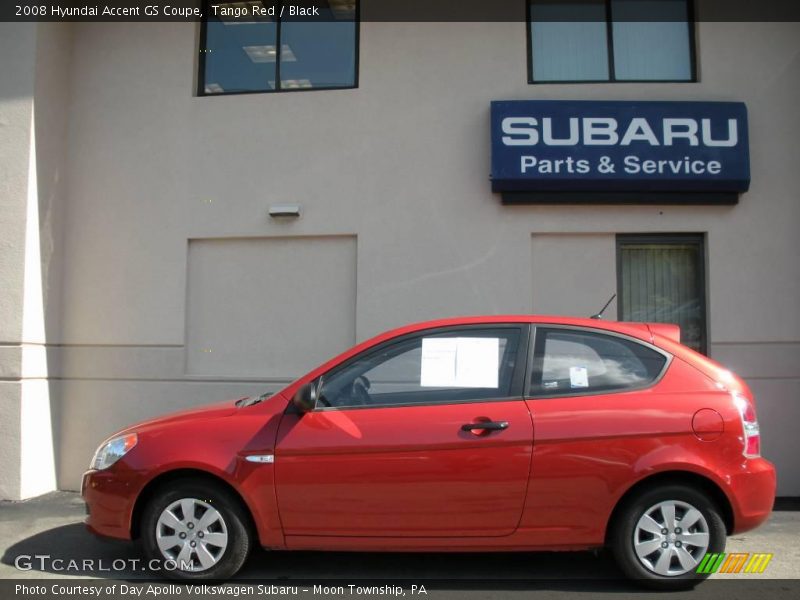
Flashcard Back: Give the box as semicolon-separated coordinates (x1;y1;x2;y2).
268;204;301;218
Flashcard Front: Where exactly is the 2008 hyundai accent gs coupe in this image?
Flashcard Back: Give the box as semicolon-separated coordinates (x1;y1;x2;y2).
82;316;775;589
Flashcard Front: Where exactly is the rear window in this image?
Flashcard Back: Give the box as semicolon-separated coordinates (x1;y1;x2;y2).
530;328;668;397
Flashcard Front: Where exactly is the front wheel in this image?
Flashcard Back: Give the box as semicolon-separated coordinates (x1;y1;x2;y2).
610;484;726;590
141;480;252;580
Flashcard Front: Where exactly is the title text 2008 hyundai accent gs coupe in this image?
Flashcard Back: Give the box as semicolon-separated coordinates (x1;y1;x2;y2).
82;316;775;589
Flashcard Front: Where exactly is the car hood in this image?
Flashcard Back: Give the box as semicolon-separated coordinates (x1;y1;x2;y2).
106;392;283;440
108;398;244;439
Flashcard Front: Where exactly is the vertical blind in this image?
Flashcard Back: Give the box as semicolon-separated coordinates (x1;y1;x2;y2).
611;0;693;81
530;1;610;81
619;237;706;353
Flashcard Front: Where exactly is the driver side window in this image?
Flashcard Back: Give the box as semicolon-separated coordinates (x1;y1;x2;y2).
317;327;522;409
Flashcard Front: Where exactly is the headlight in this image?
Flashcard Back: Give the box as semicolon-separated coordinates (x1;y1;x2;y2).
91;433;138;470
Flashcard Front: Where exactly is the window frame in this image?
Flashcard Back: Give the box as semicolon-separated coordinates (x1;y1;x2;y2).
525;0;698;84
311;323;531;412
526;324;673;399
616;232;708;355
197;0;360;97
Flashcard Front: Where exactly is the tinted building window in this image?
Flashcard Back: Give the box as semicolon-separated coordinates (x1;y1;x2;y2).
611;0;693;80
618;234;707;354
529;0;610;82
531;328;668;397
528;0;695;82
199;1;358;95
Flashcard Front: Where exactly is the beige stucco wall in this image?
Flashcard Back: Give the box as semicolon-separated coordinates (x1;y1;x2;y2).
0;24;35;499
0;23;71;499
3;21;798;496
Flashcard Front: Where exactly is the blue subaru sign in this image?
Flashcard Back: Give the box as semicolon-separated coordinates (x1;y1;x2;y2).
491;101;750;197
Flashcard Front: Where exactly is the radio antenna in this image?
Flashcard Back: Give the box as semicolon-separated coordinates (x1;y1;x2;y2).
590;294;617;320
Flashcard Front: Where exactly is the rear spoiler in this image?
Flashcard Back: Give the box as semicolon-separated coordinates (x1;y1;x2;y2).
646;323;681;344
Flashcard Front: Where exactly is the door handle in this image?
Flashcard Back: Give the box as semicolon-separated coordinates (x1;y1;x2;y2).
461;420;509;432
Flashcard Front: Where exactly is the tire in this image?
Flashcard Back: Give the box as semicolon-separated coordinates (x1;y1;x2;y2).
141;479;252;580
609;484;726;590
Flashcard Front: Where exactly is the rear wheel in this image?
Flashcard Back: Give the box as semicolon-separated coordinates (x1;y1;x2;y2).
610;484;726;590
141;480;252;580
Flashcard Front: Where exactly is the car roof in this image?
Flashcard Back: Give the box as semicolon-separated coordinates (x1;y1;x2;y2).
285;315;665;396
373;315;654;344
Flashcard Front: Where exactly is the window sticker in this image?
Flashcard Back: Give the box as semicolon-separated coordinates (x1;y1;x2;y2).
421;337;499;388
455;338;500;388
569;366;589;389
420;338;458;387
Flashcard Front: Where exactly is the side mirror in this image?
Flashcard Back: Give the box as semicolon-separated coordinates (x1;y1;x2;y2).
292;382;317;413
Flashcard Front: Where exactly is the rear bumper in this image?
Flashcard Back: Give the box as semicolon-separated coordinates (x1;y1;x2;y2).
729;457;776;534
81;467;138;541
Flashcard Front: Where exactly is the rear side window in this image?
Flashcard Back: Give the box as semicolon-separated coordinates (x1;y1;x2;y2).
530;328;667;397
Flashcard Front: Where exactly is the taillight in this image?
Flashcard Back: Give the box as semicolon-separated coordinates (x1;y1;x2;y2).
733;393;760;458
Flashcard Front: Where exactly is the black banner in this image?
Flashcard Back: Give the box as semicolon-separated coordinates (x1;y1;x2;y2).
3;579;800;600
3;0;800;22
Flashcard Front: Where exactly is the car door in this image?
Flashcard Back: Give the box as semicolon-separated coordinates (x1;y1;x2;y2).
521;325;672;545
274;324;533;537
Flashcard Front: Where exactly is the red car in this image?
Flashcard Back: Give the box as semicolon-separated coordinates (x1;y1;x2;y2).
82;316;775;589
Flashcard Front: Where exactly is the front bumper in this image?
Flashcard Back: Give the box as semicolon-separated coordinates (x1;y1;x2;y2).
81;467;139;540
729;457;777;533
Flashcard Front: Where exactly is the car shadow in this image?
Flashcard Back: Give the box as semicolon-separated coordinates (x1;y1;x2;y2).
2;523;637;592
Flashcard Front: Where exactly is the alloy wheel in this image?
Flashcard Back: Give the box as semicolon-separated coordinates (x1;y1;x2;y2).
633;499;710;576
155;498;229;572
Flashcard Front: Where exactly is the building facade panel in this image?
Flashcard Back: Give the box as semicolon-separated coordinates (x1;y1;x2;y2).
1;19;798;497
